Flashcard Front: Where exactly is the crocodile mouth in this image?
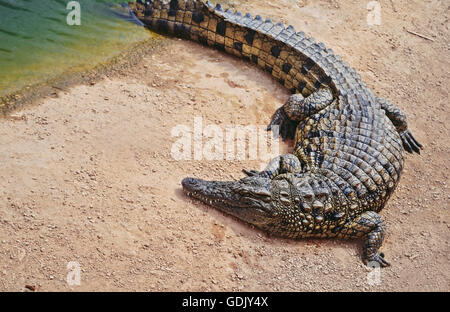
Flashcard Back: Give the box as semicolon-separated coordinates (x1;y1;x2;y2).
181;177;274;226
182;177;246;209
183;190;250;209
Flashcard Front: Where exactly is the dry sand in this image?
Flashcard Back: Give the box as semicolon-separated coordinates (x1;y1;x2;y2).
0;0;449;291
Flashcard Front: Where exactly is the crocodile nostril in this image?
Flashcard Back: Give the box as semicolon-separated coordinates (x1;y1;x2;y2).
182;177;201;190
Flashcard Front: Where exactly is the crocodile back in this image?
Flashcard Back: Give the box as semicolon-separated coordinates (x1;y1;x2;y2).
294;98;404;215
130;0;405;215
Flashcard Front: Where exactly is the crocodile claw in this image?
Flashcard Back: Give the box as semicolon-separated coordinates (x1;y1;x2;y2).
267;107;297;141
400;130;423;154
365;252;390;268
242;169;259;176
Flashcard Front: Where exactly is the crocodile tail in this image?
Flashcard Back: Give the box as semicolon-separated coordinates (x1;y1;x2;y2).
129;0;338;97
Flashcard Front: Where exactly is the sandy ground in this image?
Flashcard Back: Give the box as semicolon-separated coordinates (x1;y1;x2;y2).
0;0;449;291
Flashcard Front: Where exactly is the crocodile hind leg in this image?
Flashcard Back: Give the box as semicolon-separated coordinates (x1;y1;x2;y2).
243;154;302;179
267;88;334;140
377;97;423;154
336;211;390;267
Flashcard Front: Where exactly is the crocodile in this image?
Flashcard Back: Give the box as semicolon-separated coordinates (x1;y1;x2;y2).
129;0;422;266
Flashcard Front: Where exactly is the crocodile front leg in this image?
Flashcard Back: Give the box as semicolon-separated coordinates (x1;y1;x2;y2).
243;154;302;179
267;88;334;140
336;211;390;267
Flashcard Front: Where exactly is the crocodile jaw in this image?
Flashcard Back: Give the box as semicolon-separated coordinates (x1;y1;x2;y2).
181;177;274;227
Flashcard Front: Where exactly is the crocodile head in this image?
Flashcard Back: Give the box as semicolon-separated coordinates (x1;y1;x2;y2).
182;174;295;230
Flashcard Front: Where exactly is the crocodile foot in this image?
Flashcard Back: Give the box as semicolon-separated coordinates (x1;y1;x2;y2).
364;252;390;267
267;107;297;141
400;130;423;154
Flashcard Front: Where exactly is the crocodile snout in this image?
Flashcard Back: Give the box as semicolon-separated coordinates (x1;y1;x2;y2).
181;177;204;193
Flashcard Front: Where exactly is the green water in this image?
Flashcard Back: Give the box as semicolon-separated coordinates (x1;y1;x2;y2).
0;0;152;97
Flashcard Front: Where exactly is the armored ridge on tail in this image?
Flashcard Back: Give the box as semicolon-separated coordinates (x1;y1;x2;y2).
130;0;422;266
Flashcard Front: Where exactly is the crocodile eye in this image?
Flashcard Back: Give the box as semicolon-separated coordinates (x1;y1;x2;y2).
254;189;271;197
239;188;250;195
256;190;271;202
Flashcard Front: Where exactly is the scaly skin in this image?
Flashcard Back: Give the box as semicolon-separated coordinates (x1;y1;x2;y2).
129;0;422;266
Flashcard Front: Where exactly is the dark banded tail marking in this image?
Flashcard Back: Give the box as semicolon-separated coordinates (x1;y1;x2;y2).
168;0;178;16
271;45;281;58
244;30;255;45
192;11;204;24
301;57;315;75
282;62;293;74
216;20;226;36
234;41;243;52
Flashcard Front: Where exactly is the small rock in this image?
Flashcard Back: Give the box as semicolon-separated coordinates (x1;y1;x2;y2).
25;285;36;291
